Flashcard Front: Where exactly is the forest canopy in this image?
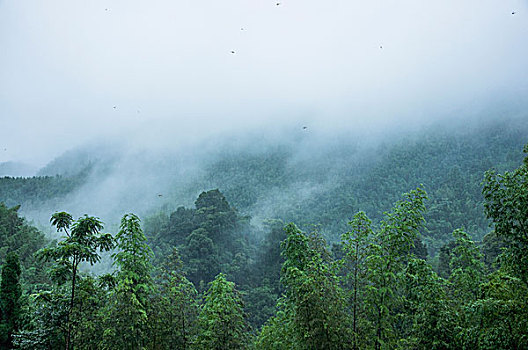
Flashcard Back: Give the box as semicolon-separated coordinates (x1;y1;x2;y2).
0;140;526;349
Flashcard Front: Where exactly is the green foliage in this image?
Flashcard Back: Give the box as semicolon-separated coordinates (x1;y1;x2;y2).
240;219;284;329
195;273;249;350
482;144;528;283
183;229;220;288
255;299;298;350
0;203;46;287
0;253;22;349
448;229;485;301
101;214;154;350
242;284;278;331
280;223;351;350
437;240;457;279
71;276;108;350
464;143;528;349
13;290;68;350
364;187;428;349
340;212;372;350
0;174;85;211
148;248;199;350
2;128;528;349
440;229;486;348
39;213;114;268
463;271;528;349
401;258;455;349
147;189;251;290
480;231;507;271
36;212;114;350
254;220;286;292
112;214;153;283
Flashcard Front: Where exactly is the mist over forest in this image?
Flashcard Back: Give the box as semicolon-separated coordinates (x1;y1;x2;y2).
1;0;528;349
2;113;525;243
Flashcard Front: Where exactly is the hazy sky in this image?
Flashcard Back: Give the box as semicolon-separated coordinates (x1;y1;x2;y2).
1;0;527;167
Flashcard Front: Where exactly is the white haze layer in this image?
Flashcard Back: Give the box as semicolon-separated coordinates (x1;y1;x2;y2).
1;0;527;168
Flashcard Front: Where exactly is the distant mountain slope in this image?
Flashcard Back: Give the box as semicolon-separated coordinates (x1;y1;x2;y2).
350;118;527;252
0;174;86;210
190;117;527;252
0;116;526;253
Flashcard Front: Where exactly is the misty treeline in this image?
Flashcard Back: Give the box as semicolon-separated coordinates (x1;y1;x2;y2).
0;138;526;349
1;119;526;254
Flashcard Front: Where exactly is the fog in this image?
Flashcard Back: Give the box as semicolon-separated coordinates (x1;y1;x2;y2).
1;0;528;233
1;0;527;168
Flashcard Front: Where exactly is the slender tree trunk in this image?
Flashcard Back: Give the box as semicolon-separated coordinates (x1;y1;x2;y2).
353;239;359;350
375;304;382;350
181;306;187;350
375;288;385;350
66;261;78;350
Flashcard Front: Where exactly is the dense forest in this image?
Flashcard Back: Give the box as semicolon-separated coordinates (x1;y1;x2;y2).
0;119;527;349
2;0;527;347
2;117;527;246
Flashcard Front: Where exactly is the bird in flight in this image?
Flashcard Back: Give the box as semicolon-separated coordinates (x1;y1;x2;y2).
276;2;280;6
512;11;516;15
113;106;117;109
231;50;236;54
302;126;307;130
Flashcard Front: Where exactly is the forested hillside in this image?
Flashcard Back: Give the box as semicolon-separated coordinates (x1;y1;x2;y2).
0;174;87;210
0;141;526;349
2;117;525;254
2;0;526;347
199;118;526;253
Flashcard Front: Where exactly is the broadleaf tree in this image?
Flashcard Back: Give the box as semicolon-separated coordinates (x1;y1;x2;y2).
37;213;114;350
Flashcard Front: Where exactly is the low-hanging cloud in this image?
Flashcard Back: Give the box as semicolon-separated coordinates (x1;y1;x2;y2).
1;0;527;167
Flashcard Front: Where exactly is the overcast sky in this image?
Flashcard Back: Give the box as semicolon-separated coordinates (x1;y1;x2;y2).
1;0;527;167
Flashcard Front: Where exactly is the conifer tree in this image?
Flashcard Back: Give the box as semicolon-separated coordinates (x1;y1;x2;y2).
149;248;198;350
402;258;455;349
255;298;298;350
101;214;154;350
195;273;249;350
365;187;427;350
280;223;351;350
341;212;372;350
